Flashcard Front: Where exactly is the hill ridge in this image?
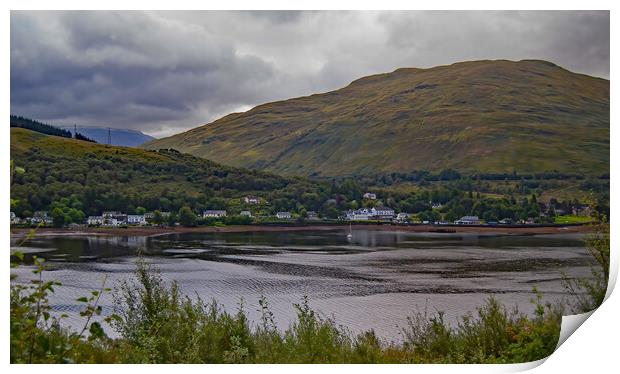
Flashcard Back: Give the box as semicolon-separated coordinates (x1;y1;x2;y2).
143;59;609;177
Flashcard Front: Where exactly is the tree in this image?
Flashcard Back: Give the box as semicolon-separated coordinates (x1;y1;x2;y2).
51;208;65;227
153;210;164;225
135;206;147;215
166;212;178;227
178;206;196;227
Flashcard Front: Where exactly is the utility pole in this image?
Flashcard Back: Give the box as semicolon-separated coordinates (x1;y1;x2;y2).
74;124;77;138
108;127;111;145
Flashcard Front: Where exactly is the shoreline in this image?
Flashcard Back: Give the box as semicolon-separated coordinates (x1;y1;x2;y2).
10;223;593;239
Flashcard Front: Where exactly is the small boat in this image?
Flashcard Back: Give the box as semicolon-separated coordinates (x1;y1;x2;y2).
346;223;353;239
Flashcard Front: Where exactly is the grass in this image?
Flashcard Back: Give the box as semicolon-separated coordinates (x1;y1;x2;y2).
554;215;595;224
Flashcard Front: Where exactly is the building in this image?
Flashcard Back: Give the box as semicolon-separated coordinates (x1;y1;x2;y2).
243;196;261;204
306;211;319;220
363;192;377;200
127;215;147;225
203;210;227;218
395;212;410;222
32;211;52;225
102;211;127;226
276;212;291;219
10;212;21;224
87;216;104;226
431;202;442;209
240;211;252;217
345;207;395;221
455;216;480;225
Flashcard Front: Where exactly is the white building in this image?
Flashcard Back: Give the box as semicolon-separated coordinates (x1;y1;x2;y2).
306;211;319;220
87;216;104;226
395;212;410;222
203;210;227;218
363;192;377;200
127;215;147;225
240;211;252;217
10;212;21;224
455;216;480;225
102;212;127;226
243;196;261;204
31;211;52;224
346;207;395;221
276;212;291;219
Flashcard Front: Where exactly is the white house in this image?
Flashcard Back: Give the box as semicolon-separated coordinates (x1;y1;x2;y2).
203;210;227;218
31;211;52;225
346;207;395;221
10;212;21;224
363;192;377;200
87;216;104;226
455;216;480;225
127;215;147;225
240;211;252;217
102;212;127;226
395;212;410;222
276;212;291;219
306;211;319;220
243;196;261;204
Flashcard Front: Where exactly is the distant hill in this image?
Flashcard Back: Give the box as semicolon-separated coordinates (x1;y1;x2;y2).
60;126;155;147
10;127;328;216
11;115;73;139
142;59;609;177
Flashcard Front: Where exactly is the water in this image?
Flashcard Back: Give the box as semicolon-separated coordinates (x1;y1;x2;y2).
11;229;595;342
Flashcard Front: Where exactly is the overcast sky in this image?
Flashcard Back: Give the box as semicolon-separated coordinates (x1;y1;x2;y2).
11;10;610;138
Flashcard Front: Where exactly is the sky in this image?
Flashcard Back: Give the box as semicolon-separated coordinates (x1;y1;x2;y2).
10;10;610;138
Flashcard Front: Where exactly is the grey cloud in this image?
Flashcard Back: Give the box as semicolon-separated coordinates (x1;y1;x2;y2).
10;10;609;138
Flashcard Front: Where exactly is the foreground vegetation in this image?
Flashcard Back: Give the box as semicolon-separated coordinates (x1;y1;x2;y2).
10;221;609;364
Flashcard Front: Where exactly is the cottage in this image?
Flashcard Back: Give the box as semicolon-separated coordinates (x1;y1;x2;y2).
243;196;261;204
102;211;127;226
276;212;291;219
346;207;395;221
203;210;227;218
363;192;377;200
306;211;319;220
32;211;52;225
395;212;410;222
10;212;21;224
127;215;147;225
87;216;104;226
455;216;480;225
240;211;252;217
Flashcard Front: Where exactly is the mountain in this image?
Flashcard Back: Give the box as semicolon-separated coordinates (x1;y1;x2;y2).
142;59;609;177
60;126;155;147
10;127;327;216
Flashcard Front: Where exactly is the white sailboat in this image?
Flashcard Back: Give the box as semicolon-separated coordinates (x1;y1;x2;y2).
346;223;353;239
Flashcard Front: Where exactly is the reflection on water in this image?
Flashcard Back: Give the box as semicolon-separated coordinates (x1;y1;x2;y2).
11;229;594;341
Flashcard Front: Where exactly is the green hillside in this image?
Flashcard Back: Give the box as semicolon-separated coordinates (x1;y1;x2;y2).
143;59;609;177
10;128;329;217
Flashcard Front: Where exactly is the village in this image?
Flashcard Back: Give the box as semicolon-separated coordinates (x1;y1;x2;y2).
9;191;593;228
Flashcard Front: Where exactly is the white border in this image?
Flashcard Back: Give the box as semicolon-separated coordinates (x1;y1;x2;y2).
2;2;616;373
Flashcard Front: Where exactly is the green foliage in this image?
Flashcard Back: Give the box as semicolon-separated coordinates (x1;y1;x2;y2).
178;206;196;227
11;127;332;217
11;115;73;139
563;221;610;313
